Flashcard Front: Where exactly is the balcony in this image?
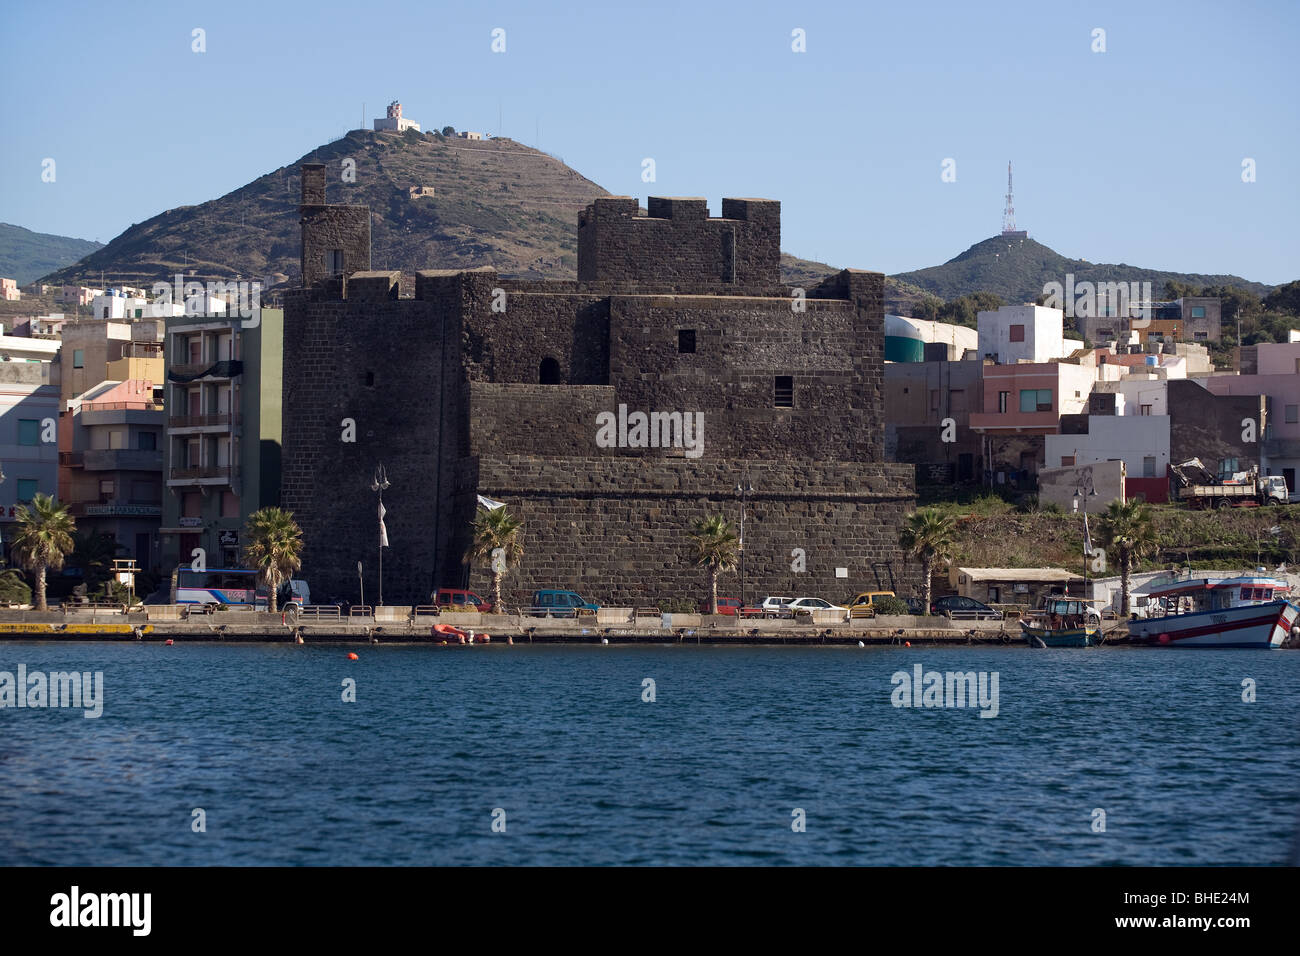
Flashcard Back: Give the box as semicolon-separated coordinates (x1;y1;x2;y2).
168;466;239;488
82;449;164;472
167;359;243;383
168;412;240;430
59;451;83;467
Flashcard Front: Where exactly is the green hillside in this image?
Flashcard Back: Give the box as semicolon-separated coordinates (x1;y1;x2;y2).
0;224;102;286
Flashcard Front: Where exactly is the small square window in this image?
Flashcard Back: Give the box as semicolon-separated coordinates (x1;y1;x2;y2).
1061;455;1075;466
138;431;157;451
73;349;84;369
1191;306;1206;318
1193;331;1207;341
774;376;794;408
17;419;40;446
677;329;696;354
16;479;38;502
1286;405;1298;424
1009;324;1025;342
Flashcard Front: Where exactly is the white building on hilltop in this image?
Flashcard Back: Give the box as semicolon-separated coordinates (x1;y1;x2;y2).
978;304;1083;365
374;101;420;133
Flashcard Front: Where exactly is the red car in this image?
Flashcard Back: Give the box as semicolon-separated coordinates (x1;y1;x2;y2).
699;597;742;615
432;588;494;614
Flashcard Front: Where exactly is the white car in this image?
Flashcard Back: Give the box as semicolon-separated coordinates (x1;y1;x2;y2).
787;597;849;617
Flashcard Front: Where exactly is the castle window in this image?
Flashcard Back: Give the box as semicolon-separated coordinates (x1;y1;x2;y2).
678;329;696;354
365;370;375;387
774;376;794;407
326;249;344;275
539;357;562;385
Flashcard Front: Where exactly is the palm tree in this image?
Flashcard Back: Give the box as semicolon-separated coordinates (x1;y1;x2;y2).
1094;498;1158;617
242;507;303;613
900;508;957;614
465;506;524;613
10;493;76;612
687;515;739;614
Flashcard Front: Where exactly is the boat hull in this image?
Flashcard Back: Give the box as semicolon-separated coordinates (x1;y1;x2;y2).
1127;599;1297;648
1021;623;1101;647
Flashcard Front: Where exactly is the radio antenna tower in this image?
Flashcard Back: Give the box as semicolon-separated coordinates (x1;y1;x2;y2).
1002;162;1016;234
1001;162;1027;238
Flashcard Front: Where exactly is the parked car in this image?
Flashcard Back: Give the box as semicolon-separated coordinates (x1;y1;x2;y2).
699;597;742;615
530;589;599;618
787;597;849;618
846;590;896;619
930;595;1003;620
431;587;493;614
740;596;795;618
905;596;924;615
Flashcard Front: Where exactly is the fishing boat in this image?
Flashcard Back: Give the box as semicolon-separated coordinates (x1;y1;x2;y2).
1127;573;1299;648
1021;598;1102;647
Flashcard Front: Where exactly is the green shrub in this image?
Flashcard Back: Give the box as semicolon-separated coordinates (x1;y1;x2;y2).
871;596;911;616
0;570;32;605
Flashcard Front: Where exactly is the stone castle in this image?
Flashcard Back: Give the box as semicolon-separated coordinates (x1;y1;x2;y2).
282;163;916;606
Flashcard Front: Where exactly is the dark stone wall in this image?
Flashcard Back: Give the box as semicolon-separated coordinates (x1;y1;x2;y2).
1169;379;1263;473
577;196;780;289
468;457;917;607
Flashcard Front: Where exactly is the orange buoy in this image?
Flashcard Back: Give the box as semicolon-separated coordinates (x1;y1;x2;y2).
165;639;174;646
1158;633;1170;644
347;652;359;660
904;641;911;647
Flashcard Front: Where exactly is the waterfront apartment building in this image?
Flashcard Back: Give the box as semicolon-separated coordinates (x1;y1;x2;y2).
59;379;165;570
159;308;283;570
1198;341;1300;495
58;319;165;412
0;360;60;551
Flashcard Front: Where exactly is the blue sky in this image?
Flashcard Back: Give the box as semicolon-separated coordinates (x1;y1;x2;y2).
2;0;1296;283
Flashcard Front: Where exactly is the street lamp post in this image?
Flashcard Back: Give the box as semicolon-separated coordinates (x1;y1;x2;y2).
1073;482;1099;603
734;476;753;608
370;464;390;606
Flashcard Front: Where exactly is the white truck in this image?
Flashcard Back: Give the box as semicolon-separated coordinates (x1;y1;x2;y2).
1171;460;1288;509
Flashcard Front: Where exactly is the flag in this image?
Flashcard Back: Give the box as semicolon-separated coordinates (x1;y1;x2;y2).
378;501;389;547
477;495;506;511
1082;510;1093;557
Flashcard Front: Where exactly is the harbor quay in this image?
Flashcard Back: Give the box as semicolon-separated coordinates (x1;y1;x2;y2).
0;607;1173;646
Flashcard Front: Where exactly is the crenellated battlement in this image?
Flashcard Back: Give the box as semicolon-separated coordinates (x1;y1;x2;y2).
577;195;781;288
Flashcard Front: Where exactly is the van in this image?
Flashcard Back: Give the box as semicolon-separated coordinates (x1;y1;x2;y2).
846;590;895;619
530;589;599;618
432;587;493;613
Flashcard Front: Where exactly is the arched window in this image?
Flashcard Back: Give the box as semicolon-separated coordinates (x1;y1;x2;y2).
538;357;562;384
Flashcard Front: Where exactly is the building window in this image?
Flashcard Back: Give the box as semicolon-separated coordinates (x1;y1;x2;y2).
1009;324;1025;343
138;431;156;451
73;349;84;368
326;249;344;275
365;370;375;387
1193;331;1208;341
17;419;39;446
678;329;696;354
1191;306;1206;318
538;357;562;385
929;389;940;411
998;391;1009;413
774;376;794;407
16;479;38;502
1019;389;1052;413
1286;405;1299;424
1143;457;1156;478
1061;456;1075;466
1140;404;1152;416
221;492;240;518
99;479;115;498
